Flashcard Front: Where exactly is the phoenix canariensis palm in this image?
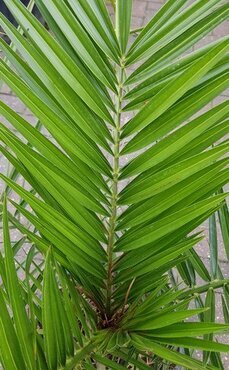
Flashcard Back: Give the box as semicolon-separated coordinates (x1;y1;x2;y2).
0;0;229;369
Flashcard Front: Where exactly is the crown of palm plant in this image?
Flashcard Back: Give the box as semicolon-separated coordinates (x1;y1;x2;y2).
0;0;229;369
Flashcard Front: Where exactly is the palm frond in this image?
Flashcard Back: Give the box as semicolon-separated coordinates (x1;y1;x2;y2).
0;0;228;368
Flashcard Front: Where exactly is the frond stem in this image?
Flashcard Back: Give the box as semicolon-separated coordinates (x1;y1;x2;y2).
106;65;124;317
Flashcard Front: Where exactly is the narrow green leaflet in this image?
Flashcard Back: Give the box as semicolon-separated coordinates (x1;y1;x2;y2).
0;289;26;370
0;176;106;263
126;4;229;84
0;127;108;217
0;61;112;177
131;335;217;370
122;72;229;153
134;288;189;317
126;0;223;64
42;249;59;370
0;142;67;213
203;288;216;363
121;38;229;138
151;337;229;353
222;295;229;323
0;101;109;201
121;101;228;177
186;248;211;282
0;27;113;151
209;213;219;279
127;166;228;223
2;196;35;370
124;53;229;109
113;275;167;303
119;144;228;204
128;0;189;53
10;201;106;281
0;116;42;200
117;161;228;230
218;189;229;260
147;322;229;338
37;0;117;89
2;0;114;121
121;120;228;185
33;0;114;111
59;268;93;344
116;209;219;273
116;195;227;251
115;232;198;272
116;0;132;54
43;249;74;369
115;238;200;283
171;121;229;166
65;0;120;61
0;130;108;243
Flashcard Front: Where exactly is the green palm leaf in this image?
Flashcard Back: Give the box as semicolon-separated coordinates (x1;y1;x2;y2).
0;1;228;369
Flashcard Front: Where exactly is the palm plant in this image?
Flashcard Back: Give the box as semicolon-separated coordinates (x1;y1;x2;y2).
0;0;229;369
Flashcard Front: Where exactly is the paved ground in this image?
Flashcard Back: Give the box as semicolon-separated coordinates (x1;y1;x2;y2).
0;0;228;367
